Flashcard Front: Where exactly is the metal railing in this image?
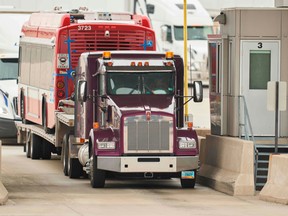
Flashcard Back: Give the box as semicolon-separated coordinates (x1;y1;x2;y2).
238;95;255;142
238;95;257;189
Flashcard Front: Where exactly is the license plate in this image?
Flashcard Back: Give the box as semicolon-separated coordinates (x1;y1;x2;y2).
181;171;195;179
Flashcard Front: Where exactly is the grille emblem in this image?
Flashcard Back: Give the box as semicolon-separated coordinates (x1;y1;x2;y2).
146;111;151;121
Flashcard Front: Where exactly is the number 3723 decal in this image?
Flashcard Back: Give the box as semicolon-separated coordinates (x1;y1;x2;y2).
78;25;92;31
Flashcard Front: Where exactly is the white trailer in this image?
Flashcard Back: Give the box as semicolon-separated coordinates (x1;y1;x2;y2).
134;0;213;83
0;12;30;103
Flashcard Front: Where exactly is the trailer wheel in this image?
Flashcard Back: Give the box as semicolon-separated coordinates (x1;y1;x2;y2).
90;154;106;188
42;97;54;134
20;92;27;124
62;133;69;176
180;170;197;188
42;139;52;160
31;134;42;160
25;138;31;158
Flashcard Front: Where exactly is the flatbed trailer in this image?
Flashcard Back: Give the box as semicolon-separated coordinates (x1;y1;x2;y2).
16;111;75;160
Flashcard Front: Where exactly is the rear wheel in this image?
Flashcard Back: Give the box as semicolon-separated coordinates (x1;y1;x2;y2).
69;158;83;179
62;132;83;178
62;133;69;176
20;92;27;124
25;138;31;158
42;139;52;160
90;154;106;188
180;170;197;188
42;97;54;134
31;134;42;160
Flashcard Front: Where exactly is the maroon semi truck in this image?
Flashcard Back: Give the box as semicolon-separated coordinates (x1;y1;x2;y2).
70;50;203;188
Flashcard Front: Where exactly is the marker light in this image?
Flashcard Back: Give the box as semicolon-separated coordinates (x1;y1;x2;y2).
187;122;193;129
93;122;100;129
130;62;136;66
144;62;149;66
76;137;86;143
137;62;143;66
103;51;111;59
57;81;65;89
165;51;174;60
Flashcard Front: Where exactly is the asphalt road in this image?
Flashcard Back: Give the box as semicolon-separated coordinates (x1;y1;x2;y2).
1;145;288;216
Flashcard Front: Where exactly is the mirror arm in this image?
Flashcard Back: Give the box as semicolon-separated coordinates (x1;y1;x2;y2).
175;95;194;112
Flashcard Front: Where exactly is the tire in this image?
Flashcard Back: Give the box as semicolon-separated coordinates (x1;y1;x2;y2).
180;170;197;189
42;139;52;160
69;158;83;179
20;92;27;124
42;98;54;134
62;132;82;178
90;154;106;188
25;139;31;158
31;134;42;160
62;133;69;176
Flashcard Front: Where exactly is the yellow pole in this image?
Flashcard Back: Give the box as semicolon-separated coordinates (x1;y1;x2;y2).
183;0;188;121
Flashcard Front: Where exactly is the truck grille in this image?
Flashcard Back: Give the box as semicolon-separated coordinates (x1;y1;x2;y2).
123;115;173;154
68;28;151;68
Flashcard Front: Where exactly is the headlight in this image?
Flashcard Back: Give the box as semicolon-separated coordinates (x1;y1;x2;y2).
97;140;116;150
178;137;196;149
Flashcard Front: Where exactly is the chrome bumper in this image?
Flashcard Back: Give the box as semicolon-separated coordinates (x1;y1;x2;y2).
97;156;199;173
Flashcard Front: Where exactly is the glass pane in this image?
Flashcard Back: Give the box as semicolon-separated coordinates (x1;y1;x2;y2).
0;58;18;80
107;72;174;95
174;26;213;41
249;50;271;90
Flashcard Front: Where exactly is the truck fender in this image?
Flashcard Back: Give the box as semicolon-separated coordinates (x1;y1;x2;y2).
88;128;117;156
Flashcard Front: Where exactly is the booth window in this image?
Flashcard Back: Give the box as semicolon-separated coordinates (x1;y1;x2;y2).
249;50;271;90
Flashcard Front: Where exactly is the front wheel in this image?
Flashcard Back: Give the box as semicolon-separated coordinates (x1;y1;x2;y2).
62;133;69;176
180;170;197;188
90;154;106;188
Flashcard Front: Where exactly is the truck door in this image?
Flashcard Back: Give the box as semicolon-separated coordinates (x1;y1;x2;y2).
241;40;280;136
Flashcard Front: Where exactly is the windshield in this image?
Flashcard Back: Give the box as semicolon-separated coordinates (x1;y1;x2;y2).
174;26;213;41
107;72;175;95
0;58;18;80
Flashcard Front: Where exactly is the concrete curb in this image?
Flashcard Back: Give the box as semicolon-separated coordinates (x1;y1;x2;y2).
0;181;8;205
0;140;8;205
259;154;288;205
198;135;255;196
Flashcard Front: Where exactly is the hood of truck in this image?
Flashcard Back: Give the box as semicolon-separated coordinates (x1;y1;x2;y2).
108;95;175;116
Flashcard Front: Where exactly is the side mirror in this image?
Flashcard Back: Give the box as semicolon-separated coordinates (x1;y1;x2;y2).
77;80;87;102
161;25;168;41
161;25;172;43
193;81;203;102
146;4;155;14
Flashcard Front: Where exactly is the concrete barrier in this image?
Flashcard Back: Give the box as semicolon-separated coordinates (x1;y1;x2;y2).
0;140;8;205
198;135;255;196
260;154;288;205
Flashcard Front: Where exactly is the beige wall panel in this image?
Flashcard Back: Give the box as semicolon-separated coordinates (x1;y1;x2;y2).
240;10;281;38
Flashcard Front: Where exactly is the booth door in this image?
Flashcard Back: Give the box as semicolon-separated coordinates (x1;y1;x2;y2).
241;40;279;136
